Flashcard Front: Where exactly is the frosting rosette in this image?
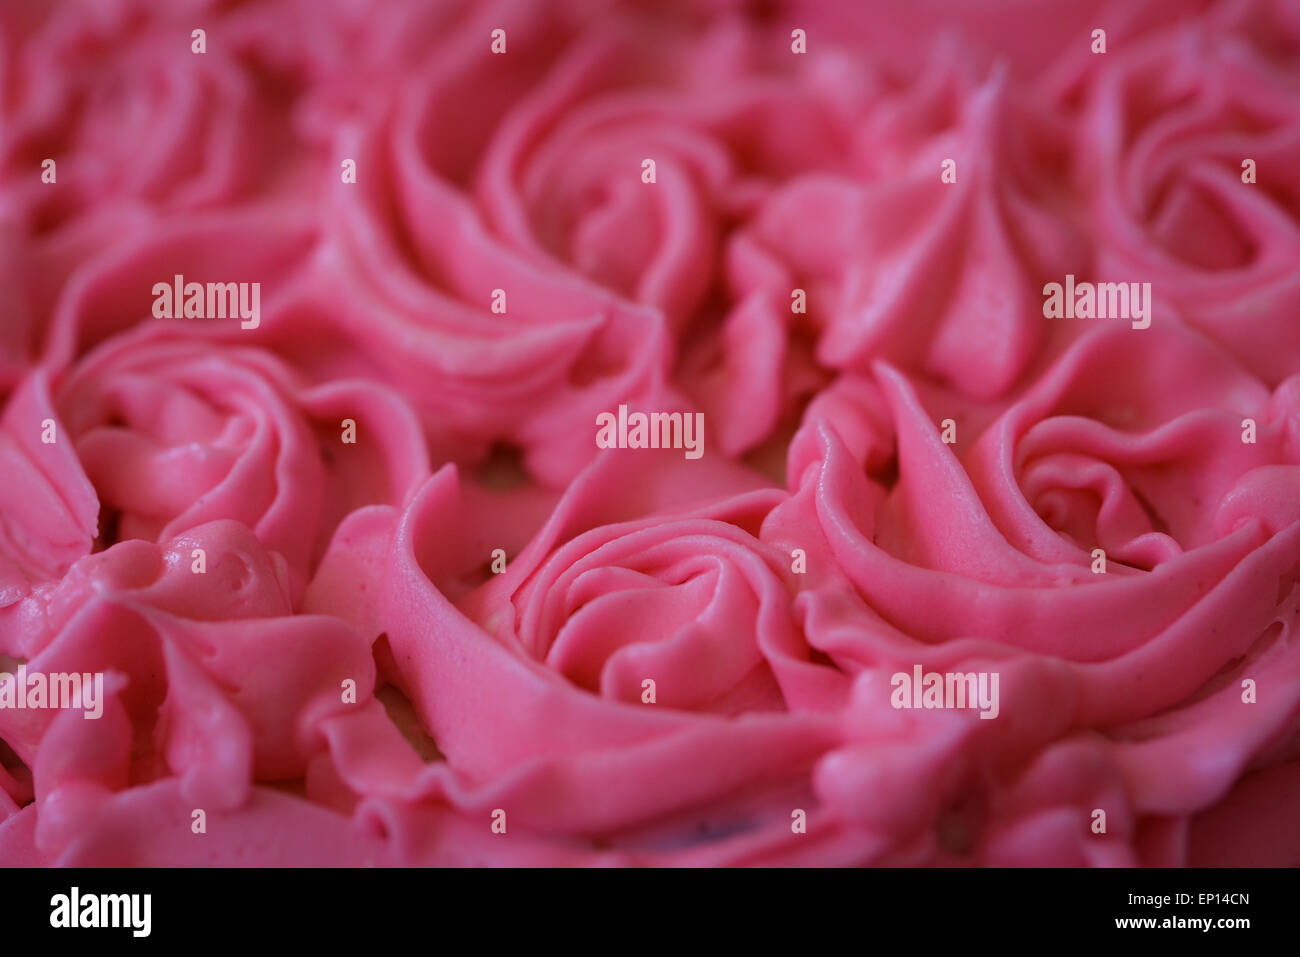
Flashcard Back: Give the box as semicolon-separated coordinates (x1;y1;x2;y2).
472;14;860;328
767;321;1300;864
669;47;1090;460
1076;19;1300;382
12;325;431;600
0;0;317;236
741;60;1086;405
0;520;378;865
198;0;683;487
323;447;865;864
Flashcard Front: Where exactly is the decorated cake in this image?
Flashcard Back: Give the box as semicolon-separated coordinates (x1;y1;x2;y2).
0;0;1298;867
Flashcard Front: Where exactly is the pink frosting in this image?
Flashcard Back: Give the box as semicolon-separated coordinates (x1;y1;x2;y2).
1;0;1298;866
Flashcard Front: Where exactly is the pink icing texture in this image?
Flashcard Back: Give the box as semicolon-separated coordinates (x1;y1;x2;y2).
1;0;1298;866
